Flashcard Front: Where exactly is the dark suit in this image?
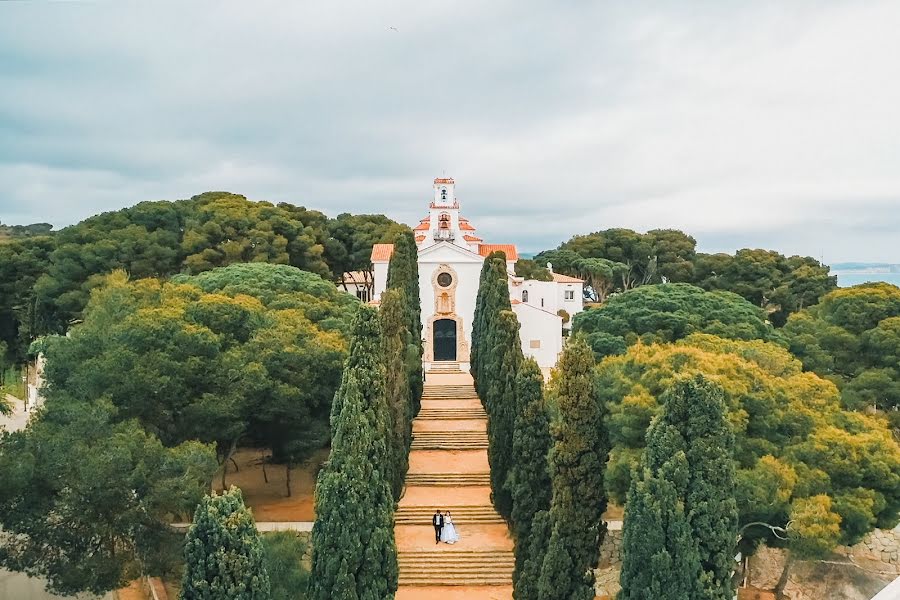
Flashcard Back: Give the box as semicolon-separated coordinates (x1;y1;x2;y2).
432;513;444;543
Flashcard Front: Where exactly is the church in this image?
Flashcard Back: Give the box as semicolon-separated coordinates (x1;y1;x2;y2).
365;177;585;372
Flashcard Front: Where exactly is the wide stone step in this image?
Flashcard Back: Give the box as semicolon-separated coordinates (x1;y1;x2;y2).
395;505;504;524
398;551;514;586
416;408;487;419
405;472;491;486
423;385;478;398
410;432;489;450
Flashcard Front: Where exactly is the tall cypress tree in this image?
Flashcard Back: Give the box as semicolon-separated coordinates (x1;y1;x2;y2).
471;252;512;401
537;337;608;600
309;307;398;600
380;289;413;500
181;487;271;600
485;309;523;519
618;447;703;600
386;230;422;412
618;375;737;600
508;357;552;597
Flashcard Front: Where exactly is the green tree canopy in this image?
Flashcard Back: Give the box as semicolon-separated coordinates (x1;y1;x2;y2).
573;283;779;361
182;486;271;600
41;264;354;487
0;398;217;595
598;334;900;549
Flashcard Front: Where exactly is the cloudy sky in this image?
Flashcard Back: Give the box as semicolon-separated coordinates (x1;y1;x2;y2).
1;1;899;262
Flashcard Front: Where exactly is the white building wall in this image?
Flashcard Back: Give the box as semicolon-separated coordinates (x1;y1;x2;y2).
372;262;389;301
513;303;563;369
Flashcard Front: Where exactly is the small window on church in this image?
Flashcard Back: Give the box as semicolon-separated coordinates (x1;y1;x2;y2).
564;290;575;300
530;340;541;349
437;272;453;288
522;290;529;303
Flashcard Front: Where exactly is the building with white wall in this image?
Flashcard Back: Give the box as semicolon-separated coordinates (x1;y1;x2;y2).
366;177;584;371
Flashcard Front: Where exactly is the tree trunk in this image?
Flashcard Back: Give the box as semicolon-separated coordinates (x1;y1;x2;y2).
774;554;795;600
285;463;293;497
261;457;268;483
230;456;239;472
220;439;238;490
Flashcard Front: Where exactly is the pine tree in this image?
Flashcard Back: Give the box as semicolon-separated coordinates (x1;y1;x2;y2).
485;309;523;519
537;337;608;600
309;307;398;600
181;486;271;600
508;357;552;597
386;230;423;412
617;374;737;600
471;252;512;400
380;289;413;500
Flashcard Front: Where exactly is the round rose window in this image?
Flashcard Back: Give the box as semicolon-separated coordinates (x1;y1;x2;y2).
437;272;453;287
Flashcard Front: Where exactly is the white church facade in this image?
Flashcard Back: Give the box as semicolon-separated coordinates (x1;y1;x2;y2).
365;177;585;372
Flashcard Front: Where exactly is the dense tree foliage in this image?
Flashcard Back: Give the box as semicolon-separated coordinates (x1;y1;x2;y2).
514;258;553;281
538;338;608;600
262;532;310;600
620;376;736;600
573;283;779;361
0;221;54;240
693;250;837;326
182;487;271;600
0;193;403;360
379;289;413;499
471;252;512;399
0;399;217;595
309;306;398;600
785;283;900;414
484;310;524;520
42;264;354;490
598;334;900;549
386;230;423;415
537;229;835;324
509;357;552;598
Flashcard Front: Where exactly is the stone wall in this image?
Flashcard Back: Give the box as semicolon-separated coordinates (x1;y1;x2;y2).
594;527;900;600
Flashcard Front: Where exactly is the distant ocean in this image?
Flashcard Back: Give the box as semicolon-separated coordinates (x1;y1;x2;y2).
835;273;900;288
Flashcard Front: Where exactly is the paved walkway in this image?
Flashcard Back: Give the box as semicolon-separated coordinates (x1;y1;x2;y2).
395;370;514;600
0;394;30;433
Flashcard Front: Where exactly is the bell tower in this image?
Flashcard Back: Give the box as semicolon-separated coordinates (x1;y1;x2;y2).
433;177;456;207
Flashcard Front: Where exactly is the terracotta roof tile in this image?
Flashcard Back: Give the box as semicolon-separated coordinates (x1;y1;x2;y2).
434;177;455;184
552;273;584;283
478;244;518;261
463;234;483;242
370;243;394;262
459;221;476;231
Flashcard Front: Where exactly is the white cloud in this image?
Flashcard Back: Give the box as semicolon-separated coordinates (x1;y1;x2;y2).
0;0;898;262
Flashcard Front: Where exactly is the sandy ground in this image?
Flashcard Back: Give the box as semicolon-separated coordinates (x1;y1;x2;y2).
424;373;475;385
396;524;513;552
213;447;328;522
400;485;492;507
408;450;490;473
0;395;30;433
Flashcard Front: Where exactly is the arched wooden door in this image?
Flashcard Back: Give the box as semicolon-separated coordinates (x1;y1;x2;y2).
433;319;457;361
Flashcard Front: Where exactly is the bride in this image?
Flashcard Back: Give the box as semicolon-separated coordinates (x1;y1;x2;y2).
441;511;460;544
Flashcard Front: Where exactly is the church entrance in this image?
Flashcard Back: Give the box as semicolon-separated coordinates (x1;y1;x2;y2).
433;319;457;361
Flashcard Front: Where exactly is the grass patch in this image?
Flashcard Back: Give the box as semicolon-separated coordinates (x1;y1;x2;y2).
0;365;25;400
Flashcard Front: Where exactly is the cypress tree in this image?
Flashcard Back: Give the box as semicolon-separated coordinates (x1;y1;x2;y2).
309;307;398;600
485;309;523;519
517;509;552;600
537;337;608;600
618;447;703;600
386;230;423;412
508;357;552;597
618;374;737;600
380;289;413;500
471;252;512;401
181;486;271;600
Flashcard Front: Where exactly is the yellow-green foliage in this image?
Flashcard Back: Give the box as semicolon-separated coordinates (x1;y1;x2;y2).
598;333;900;549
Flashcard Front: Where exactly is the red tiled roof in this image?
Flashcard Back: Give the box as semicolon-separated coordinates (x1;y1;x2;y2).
415;234;425;242
459;221;476;231
413;220;430;231
370;243;394;262
552;273;584;283
434;177;455;184
478;244;518;261
463;234;483;242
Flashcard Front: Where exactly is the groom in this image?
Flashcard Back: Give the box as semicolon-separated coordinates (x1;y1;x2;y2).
432;510;444;544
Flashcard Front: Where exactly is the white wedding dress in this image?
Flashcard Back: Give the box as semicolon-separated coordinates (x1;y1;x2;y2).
441;515;460;544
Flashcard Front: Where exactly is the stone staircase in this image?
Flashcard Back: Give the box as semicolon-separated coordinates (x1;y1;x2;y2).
397;550;515;586
396;373;514;596
426;361;464;374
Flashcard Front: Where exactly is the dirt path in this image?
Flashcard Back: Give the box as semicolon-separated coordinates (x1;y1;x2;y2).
396;370;514;598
